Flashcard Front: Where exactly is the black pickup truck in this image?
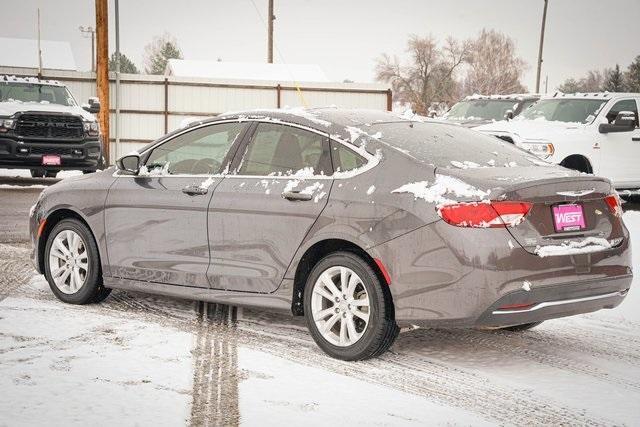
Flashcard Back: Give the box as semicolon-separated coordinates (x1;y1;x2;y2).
0;76;103;178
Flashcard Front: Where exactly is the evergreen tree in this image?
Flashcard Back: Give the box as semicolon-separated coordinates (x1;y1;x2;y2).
108;52;139;74
603;64;626;92
625;55;640;93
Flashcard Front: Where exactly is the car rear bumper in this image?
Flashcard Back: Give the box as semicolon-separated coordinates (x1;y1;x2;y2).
370;220;633;328
473;275;631;328
0;137;101;171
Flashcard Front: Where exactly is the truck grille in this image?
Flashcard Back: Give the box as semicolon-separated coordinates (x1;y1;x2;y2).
30;146;78;156
16;114;84;140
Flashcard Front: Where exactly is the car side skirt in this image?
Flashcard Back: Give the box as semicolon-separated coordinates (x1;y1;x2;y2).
103;276;294;313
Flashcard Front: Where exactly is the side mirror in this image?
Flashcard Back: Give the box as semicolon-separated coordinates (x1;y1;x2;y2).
116;154;140;175
599;111;636;134
504;109;514;121
83;97;101;114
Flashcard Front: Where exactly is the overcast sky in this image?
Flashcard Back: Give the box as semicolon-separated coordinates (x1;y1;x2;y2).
4;0;639;91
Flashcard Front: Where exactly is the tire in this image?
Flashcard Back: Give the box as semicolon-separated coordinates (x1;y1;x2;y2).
83;170;96;175
30;169;45;178
45;171;58;178
303;251;398;360
43;218;111;304
500;321;543;332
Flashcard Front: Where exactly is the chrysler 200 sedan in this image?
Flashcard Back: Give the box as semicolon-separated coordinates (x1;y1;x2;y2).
29;108;633;360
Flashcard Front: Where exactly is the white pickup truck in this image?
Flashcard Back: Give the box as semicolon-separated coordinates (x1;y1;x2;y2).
475;93;640;192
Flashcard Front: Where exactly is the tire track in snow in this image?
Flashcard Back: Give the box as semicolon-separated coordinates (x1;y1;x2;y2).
190;302;240;427
233;313;612;427
0;243;34;302
403;328;640;393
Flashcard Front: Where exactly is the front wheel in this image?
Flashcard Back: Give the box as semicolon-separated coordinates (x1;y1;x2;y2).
304;252;398;360
44;219;111;304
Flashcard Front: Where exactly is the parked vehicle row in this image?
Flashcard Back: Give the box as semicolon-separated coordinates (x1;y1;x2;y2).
30;108;632;360
0;75;102;178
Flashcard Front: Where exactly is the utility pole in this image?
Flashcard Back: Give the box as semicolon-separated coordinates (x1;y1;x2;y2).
267;0;274;63
535;0;549;93
79;26;96;72
114;0;121;158
95;0;110;164
37;8;43;79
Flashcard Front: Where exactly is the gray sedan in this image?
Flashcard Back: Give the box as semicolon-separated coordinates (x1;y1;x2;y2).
29;108;633;360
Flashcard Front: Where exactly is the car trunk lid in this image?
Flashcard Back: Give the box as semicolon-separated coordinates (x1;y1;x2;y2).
436;166;624;255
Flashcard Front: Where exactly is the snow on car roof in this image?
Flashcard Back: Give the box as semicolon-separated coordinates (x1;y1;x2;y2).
0;75;63;86
464;93;541;101
547;92;640;100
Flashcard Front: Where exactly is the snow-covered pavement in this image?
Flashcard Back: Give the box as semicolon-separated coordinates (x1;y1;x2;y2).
0;211;639;426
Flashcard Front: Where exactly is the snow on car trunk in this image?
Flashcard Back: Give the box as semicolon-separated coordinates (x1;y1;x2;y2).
437;166;622;256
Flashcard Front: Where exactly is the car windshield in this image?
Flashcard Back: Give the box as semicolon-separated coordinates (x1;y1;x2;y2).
0;82;76;106
368;121;535;168
445;99;518;121
518;99;607;124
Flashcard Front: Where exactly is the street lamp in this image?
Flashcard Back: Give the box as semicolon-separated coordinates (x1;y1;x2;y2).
79;25;96;73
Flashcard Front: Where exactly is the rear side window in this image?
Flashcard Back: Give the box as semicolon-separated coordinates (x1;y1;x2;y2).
238;123;332;176
606;99;639;127
331;140;366;173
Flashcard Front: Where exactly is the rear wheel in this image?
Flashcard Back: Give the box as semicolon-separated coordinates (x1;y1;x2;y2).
304;252;398;360
500;321;543;332
44;219;111;304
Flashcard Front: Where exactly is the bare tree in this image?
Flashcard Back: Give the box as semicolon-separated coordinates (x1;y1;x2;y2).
557;69;605;93
375;35;471;114
143;33;183;75
463;29;528;95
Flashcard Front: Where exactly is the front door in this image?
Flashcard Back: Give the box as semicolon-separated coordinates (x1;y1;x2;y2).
597;98;640;188
104;121;247;287
208;121;333;293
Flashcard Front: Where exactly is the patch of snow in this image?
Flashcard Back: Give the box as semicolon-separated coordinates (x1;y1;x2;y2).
366;185;376;195
508;239;515;250
535;237;612;258
314;191;326;203
300;182;323;195
198;177;215;190
391;174;490;206
522;281;532;292
283;180;300;193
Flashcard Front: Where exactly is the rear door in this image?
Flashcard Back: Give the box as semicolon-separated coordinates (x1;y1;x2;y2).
597;98;640;188
207;121;333;293
104;121;247;287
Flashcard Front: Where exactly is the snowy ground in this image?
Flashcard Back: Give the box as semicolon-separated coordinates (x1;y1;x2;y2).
0;206;639;425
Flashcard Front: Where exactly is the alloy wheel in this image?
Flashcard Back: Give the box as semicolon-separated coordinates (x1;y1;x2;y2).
310;266;371;347
48;230;89;295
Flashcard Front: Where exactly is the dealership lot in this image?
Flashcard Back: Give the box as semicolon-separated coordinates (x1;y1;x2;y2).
1;172;639;425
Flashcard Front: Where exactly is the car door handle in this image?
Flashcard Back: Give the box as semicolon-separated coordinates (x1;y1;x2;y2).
282;191;312;201
182;185;208;196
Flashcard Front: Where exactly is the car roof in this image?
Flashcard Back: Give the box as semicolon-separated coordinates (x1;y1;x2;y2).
193;107;410;143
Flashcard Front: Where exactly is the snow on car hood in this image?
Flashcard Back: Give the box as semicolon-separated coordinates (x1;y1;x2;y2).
474;119;586;141
0;101;96;121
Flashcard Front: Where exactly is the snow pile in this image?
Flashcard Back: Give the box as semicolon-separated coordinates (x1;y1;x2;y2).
138;163;170;177
391;174;490;206
535;237;612;258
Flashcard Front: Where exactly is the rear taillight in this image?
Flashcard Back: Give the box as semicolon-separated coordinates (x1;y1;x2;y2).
438;201;533;228
604;194;622;217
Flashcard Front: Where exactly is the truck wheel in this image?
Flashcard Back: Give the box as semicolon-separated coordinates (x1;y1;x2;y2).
45;171;58;178
30;169;45;178
304;251;399;360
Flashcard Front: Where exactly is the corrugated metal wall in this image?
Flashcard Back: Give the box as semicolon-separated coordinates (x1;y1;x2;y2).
1;67;391;161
